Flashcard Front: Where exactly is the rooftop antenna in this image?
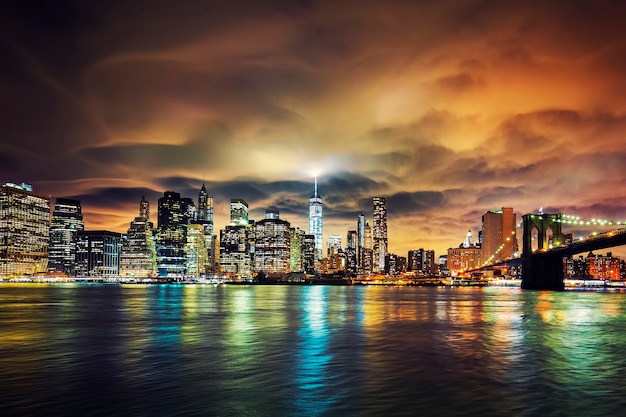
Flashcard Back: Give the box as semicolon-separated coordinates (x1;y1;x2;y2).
314;175;318;197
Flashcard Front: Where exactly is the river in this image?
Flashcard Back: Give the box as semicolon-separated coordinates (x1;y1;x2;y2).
2;284;626;416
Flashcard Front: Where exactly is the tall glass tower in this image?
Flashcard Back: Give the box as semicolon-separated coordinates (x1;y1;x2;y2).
48;198;84;275
308;177;323;261
373;197;388;273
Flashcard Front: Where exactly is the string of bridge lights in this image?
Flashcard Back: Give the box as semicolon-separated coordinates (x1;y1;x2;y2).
516;215;626;229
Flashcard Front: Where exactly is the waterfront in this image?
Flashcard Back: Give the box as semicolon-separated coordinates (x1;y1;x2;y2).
2;284;626;416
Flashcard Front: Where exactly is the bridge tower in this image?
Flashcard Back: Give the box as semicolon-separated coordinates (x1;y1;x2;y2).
521;213;565;290
522;213;563;254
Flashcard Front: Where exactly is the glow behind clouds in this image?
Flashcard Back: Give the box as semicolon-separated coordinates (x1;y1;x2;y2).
2;1;626;257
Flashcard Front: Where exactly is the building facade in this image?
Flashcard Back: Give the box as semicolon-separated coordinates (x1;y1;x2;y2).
156;191;193;278
76;230;122;277
373;197;388;273
120;197;157;278
48;198;84;275
0;183;50;277
308;178;323;261
447;229;482;275
481;207;517;264
220;225;252;277
255;211;291;274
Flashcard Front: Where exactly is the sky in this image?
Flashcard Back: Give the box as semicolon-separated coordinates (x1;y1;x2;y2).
2;0;626;258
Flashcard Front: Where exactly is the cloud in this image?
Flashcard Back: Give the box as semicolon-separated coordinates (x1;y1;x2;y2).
2;0;626;257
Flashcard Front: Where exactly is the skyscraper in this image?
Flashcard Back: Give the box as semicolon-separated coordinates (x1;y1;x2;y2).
254;210;291;274
156;191;193;278
372;197;388;273
356;212;365;268
120;196;156;278
48;198;84;275
308;177;323;261
326;234;342;257
0;183;50;277
193;183;216;274
220;225;252;277
481;207;517;264
75;230;122;278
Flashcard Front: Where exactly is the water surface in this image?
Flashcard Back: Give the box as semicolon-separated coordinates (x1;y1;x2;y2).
2;284;626;416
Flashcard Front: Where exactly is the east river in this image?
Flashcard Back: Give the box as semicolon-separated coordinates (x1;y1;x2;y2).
2;284;626;416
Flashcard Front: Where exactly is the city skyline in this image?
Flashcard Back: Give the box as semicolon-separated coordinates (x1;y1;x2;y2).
3;1;626;258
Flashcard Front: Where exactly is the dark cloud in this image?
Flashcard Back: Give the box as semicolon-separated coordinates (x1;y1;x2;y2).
65;187;161;211
435;73;485;93
387;191;446;216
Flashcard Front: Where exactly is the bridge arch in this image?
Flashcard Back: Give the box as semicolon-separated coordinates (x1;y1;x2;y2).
522;213;562;255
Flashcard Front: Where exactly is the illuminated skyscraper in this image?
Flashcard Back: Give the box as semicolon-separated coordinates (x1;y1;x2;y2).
0;182;50;277
75;230;122;277
302;234;316;274
48;198;84;275
120;196;156;278
185;223;207;278
194;183;216;274
156;191;193;278
254;210;291;274
481;207;517;264
372;197;388;273
290;227;306;273
356;212;365;268
326;234;342;257
308;177;323;261
345;230;357;277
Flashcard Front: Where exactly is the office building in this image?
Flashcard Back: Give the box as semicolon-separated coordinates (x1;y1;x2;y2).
481;207;517;264
220;224;252;277
302;234;316;274
308;178;323;261
357;212;365;268
408;248;437;276
156;191;193;278
447;229;482;274
230;199;249;226
255;210;291;274
194;183;216;273
373;197;388;272
185;223;207;278
0;183;50;277
48;198;84;275
326;234;342;257
75;230;122;277
120;196;156;278
290;227;306;273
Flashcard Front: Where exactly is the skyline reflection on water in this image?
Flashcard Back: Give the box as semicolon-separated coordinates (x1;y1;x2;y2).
2;284;626;416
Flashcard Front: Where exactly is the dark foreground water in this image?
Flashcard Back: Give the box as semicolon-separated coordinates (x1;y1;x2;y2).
2;284;626;417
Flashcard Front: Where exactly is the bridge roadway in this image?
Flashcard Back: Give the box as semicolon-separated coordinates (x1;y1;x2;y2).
522;227;626;290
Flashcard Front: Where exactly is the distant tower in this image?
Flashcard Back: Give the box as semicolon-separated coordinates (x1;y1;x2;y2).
308;177;323;261
372;197;388;273
195;183;216;274
356;212;365;267
139;196;149;220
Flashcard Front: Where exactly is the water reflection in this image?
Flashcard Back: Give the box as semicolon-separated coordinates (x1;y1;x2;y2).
2;284;626;416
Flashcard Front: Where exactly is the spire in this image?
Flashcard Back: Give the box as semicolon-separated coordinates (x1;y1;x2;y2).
314;176;318;198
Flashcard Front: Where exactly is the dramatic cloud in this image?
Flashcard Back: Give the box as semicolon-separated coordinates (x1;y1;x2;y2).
2;0;626;257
